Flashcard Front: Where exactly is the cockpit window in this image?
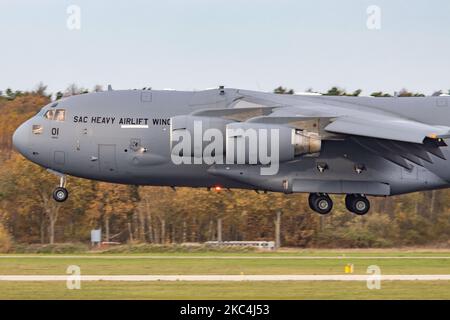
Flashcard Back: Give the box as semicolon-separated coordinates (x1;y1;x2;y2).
54;109;65;121
32;125;43;135
44;110;55;120
43;109;65;121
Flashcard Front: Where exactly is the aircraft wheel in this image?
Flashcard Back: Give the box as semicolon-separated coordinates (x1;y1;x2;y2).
309;193;333;215
53;187;69;202
345;194;356;212
346;194;370;215
308;193;316;210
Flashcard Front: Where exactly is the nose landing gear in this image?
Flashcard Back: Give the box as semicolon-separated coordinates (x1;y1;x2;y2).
52;174;69;202
53;187;69;202
308;193;333;215
345;194;370;215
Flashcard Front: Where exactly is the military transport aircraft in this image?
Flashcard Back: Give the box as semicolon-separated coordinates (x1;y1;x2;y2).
12;87;450;215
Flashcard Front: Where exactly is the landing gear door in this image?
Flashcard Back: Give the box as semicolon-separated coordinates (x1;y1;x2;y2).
98;144;117;173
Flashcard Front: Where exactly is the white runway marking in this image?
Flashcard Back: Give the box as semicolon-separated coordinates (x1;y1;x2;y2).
1;255;450;260
1;275;450;281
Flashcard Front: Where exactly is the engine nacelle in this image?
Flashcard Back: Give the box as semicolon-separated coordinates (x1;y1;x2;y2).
170;115;233;157
225;123;321;164
170;116;322;163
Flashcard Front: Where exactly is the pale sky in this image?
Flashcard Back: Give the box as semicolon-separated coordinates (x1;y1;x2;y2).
1;0;450;96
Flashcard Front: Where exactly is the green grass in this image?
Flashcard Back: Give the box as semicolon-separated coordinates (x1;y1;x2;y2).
0;255;449;275
0;281;449;300
0;250;449;299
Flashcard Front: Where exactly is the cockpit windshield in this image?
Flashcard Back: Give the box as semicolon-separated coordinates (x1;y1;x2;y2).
44;110;55;120
54;109;65;121
44;109;65;121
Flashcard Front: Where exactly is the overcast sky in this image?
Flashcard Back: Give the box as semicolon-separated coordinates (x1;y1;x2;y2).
1;0;450;95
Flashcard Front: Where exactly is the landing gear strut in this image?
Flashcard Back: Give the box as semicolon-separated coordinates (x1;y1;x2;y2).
345;194;370;215
308;193;333;215
52;174;69;202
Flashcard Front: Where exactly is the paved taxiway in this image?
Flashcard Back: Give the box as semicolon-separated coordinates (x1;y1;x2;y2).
1;275;450;281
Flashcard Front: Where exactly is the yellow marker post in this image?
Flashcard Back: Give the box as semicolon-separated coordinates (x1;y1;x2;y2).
344;264;354;274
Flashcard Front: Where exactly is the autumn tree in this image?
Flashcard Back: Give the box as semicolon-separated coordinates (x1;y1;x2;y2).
274;86;294;94
397;88;425;97
323;87;362;96
86;183;137;243
371;91;392;97
0;93;50;155
0;154;94;243
64;83;89;97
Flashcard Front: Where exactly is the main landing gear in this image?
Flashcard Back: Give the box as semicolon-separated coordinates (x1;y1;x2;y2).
345;194;370;215
52;174;69;202
308;193;370;215
308;193;333;215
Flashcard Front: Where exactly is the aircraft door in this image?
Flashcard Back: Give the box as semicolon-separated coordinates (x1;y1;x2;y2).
98;144;117;173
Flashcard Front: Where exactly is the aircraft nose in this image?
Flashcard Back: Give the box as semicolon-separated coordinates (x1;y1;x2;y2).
13;123;29;156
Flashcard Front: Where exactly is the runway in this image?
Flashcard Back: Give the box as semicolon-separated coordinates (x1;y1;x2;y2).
1;255;450;260
1;275;450;281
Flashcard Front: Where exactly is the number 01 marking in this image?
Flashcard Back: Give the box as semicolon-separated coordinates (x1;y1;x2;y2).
52;128;59;136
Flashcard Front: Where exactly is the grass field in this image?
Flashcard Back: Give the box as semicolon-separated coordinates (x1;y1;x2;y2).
0;249;449;299
0;281;450;300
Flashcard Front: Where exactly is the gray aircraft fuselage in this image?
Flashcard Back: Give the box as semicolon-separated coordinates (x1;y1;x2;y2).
12;88;450;200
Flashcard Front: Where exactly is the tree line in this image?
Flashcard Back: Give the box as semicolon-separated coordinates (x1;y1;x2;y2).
1;84;450;250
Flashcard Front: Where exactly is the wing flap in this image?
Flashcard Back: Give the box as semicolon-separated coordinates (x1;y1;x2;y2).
352;137;413;170
325;117;450;144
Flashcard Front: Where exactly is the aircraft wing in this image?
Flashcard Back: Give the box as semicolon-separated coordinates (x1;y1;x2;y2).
190;89;450;169
193;89;450;144
322;116;450;144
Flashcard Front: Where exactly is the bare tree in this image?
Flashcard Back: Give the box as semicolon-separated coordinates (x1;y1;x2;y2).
64;83;88;97
93;85;103;92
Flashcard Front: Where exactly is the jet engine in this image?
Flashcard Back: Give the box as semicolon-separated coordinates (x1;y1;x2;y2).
170;116;321;162
170;115;233;157
225;122;321;164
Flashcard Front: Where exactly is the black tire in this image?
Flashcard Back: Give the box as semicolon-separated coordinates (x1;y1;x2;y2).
308;193;316;210
345;194;356;212
309;194;333;215
350;195;370;215
53;187;69;202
